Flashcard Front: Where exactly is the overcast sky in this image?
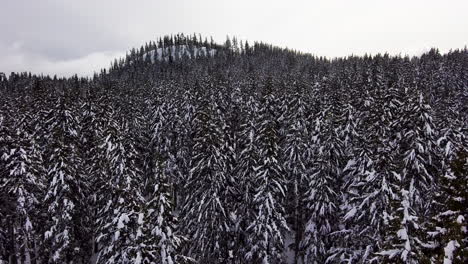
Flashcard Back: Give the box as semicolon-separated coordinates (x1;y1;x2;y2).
1;0;467;77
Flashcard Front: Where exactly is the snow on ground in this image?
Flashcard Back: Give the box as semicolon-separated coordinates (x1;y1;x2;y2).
283;231;297;264
142;45;217;63
443;240;460;264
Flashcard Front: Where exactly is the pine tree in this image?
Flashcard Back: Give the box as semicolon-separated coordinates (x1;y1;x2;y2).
137;98;185;263
96;115;146;264
0;119;44;264
180;94;232;263
342;86;403;261
283;92;309;264
233;95;260;262
78;94;112;258
136;155;184;263
245;82;288;264
377;189;428;263
43;97;90;263
300;109;343;263
428;129;468;263
0;106;13;262
399;93;439;214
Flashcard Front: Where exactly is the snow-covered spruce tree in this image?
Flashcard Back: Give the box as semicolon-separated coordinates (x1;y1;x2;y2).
136;97;186;264
233;95;260;262
341;86;403;262
0;110;45;263
427;128;467;263
399;93;440;215
216;83;246;263
0;103;18;263
339;104;360;178
171;86;197;209
95;114;147;264
283;92;310;264
300;108;343;264
372;90;432;263
377;189;429;263
43;97;90;263
327;103;363;263
0;108;10;261
78;94;113;258
245;81;289;264
141;158;185;264
159;96;184;210
180;94;232;263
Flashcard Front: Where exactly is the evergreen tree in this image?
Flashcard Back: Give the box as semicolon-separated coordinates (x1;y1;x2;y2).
96;115;146;264
245;82;288;264
377;189;428;263
283;92;310;264
138;98;186;263
300;109;343;264
0;124;44;264
399;93;439;215
180;94;232;263
428;129;468;263
343;86;403;261
233;95;260;262
43;98;90;263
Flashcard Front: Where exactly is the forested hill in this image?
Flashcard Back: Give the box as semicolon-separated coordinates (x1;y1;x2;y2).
1;34;467;264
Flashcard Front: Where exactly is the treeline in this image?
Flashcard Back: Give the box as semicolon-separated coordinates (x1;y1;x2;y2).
0;36;467;264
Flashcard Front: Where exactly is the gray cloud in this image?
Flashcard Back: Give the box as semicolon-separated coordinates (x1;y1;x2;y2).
0;40;125;77
1;0;467;77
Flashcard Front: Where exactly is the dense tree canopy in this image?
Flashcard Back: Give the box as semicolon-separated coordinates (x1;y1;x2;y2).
0;34;467;263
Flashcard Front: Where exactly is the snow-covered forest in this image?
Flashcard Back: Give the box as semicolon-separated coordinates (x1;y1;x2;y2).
0;34;467;264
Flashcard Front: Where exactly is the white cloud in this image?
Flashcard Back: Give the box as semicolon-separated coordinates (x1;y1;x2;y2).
35;51;125;77
0;41;124;77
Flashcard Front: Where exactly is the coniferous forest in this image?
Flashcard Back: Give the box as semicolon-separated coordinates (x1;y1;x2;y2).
0;34;467;264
